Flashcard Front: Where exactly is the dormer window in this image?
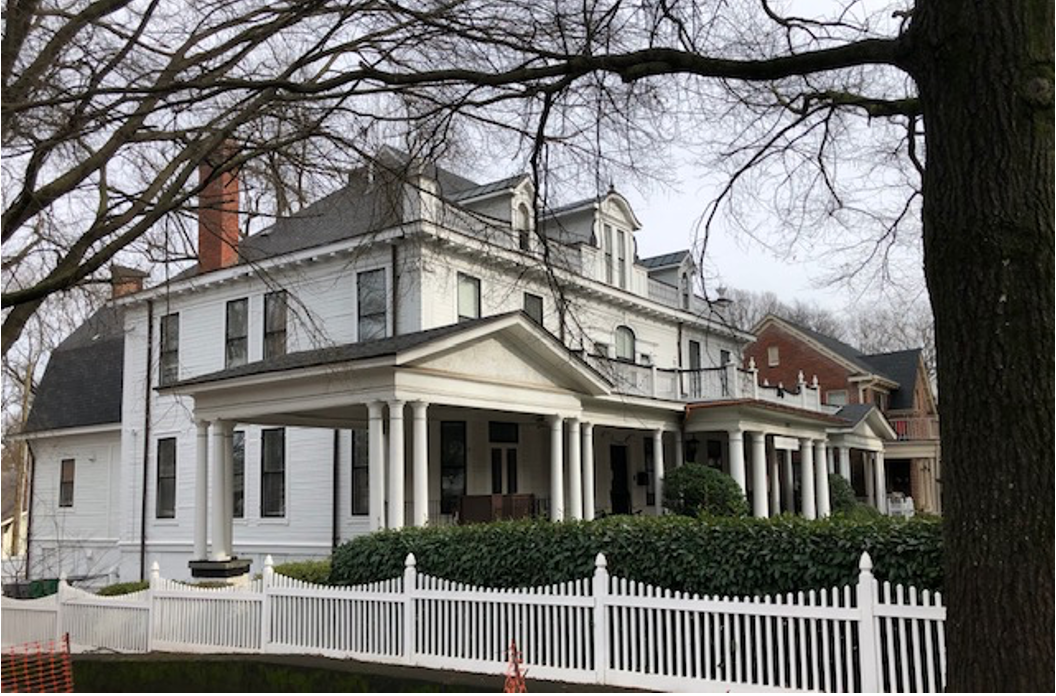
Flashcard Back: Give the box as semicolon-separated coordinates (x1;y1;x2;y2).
617;229;627;288
603;225;614;284
681;272;690;310
615;325;636;362
515;203;531;252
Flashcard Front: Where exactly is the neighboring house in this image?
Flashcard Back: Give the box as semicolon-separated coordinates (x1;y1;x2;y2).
744;315;941;514
20;149;902;585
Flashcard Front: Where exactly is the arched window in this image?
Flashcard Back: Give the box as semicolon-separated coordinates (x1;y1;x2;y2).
614;325;636;362
515;203;531;252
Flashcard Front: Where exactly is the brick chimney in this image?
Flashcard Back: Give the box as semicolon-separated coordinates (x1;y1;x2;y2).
110;264;149;299
198;148;240;273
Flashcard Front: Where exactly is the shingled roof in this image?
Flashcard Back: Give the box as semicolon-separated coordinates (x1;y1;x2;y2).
639;250;690;269
859;349;923;410
23;305;125;434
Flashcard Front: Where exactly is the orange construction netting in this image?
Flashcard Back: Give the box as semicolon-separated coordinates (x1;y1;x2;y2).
503;640;527;692
1;634;75;693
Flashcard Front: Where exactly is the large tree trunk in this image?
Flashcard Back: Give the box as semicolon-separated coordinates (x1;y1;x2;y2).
910;0;1054;690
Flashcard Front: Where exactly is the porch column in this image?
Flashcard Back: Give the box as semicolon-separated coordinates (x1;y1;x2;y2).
768;441;780;516
865;452;876;507
799;438;816;520
875;450;887;514
674;434;684;467
652;429;665;515
210;419;230;561
582;423;595;521
194;420;209;560
827;446;835;474
728;428;746;493
549;415;565;521
782;448;794;513
411;401;429;527
388;400;406;529
221;421;235;556
567;418;583;520
838;446;851;481
749;431;768;518
814;439;831;518
367;402;386;531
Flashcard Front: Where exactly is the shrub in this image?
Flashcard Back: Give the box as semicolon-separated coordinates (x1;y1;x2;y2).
273;559;331;585
330;514;942;597
662;463;749;518
97;580;149;596
828;473;859;514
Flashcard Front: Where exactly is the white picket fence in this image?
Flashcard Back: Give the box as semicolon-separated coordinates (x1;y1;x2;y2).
0;552;946;692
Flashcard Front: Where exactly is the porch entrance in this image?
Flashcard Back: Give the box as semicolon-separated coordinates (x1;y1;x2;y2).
610;444;631;514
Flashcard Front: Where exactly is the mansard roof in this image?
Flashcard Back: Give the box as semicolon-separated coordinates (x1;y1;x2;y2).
23;305;125;434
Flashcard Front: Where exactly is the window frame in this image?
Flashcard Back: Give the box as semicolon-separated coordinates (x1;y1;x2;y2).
440;421;467;514
59;459;75;508
767;345;780;367
457;273;481;322
357;268;388;341
603;225;614;284
232;430;245;518
516;203;532;252
351;429;369;516
523;292;543;324
260;428;286;518
159;313;179;386
617;228;627;288
156;438;177;519
225;298;249;368
614;325;636;363
263;291;288;359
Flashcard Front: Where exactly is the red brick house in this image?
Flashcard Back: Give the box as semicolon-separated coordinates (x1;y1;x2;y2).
744;315;942;514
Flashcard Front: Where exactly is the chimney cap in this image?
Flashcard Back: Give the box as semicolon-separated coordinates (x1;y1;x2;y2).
110;264;149;280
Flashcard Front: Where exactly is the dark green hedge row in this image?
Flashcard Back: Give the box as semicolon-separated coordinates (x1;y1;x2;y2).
330;514;942;597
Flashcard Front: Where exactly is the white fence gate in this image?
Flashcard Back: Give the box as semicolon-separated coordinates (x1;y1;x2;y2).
0;552;946;692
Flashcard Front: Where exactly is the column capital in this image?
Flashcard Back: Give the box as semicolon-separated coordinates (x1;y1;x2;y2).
747;430;766;443
728;427;744;440
548;413;564;427
582;421;594;433
567;415;581;426
409;400;429;412
219;420;235;436
367;401;384;418
388;398;406;411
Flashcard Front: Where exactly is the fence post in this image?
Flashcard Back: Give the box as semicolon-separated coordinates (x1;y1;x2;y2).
856;552;880;692
404;553;417;666
261;555;274;654
592;553;610;685
55;572;67;643
146;562;159;653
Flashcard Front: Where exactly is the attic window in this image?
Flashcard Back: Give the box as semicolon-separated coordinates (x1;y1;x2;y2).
516;203;531;252
767;345;780;367
681;272;690;310
827;390;848;406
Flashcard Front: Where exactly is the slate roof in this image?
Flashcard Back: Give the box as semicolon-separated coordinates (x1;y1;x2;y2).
859;350;922;411
23;305;125;434
448;174;526;202
834;403;877;427
640;250;690;269
543;196;601;217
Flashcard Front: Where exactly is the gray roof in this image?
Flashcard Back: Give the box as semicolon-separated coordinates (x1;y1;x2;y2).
859;350;922;410
640;250;690;269
781;319;888;378
23;305;125;433
448;174;526;202
544;196;601;217
835;403;877;427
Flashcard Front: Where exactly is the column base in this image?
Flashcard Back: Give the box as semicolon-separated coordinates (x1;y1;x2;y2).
188;557;252;579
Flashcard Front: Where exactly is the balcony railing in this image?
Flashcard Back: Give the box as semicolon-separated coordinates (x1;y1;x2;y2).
889;416;940;441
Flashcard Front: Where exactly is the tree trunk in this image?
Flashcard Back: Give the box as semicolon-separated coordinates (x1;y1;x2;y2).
910;0;1054;690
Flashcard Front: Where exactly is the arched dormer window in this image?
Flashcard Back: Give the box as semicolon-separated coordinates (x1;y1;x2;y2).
515;202;531;252
681;272;690;310
615;325;636;362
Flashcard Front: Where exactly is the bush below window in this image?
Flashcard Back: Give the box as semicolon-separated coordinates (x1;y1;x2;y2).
662;462;749;517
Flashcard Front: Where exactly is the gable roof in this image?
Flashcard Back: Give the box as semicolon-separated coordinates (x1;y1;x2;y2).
859;349;923;410
776;317;887;378
23;305;125;434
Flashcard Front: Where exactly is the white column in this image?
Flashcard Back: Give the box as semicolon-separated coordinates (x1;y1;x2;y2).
827;446;836;474
865;452;876;507
800;438;816;520
411;401;429;527
221;421;235;556
674;434;684;468
839;446;851;481
652;429;665;515
194;420;209;560
815;439;831;518
567;418;583;520
388;400;406;529
875;450;887;514
782;449;794;514
367;402;386;531
768;442;781;516
549;415;565;521
582;423;596;521
749;431;768;518
210;420;229;561
728;428;746;494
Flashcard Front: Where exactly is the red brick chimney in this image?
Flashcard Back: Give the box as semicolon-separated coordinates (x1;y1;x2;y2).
198;148;240;273
110;264;148;299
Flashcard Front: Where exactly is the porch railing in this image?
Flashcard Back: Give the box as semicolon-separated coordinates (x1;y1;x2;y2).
888;416;940;441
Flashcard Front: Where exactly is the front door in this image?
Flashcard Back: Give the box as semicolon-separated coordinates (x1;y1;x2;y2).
610;444;631;514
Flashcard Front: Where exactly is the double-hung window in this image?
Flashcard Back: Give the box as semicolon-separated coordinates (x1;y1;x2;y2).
440;421;467;514
523;292;543;324
59;459;75;508
264;291;288;359
156;438;177;519
225;298;248;368
615;325;636;362
357;269;387;340
351;429;369;516
159;313;179;386
261;428;286;517
617;229;627;288
603;225;614;284
457;273;481;322
232;431;245;518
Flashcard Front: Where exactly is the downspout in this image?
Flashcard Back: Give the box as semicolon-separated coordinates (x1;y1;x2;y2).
139;301;154;580
24;445;35;580
332;429;341;552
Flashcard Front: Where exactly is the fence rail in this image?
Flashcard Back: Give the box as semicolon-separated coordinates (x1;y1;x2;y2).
1;552;945;692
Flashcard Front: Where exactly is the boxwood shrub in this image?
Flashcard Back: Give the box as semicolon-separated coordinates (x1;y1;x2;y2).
330;514;941;597
273;559;331;585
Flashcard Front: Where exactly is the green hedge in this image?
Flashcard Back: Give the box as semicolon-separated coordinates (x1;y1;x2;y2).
331;515;942;597
97;580;149;596
273;559;331;584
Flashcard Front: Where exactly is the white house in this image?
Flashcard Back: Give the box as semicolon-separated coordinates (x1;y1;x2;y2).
19;149;896;585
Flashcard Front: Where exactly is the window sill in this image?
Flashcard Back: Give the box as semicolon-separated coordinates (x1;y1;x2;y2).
258;517;289;526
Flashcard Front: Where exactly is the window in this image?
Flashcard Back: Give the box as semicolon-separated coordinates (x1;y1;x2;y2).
594;341;610;358
457;273;481;321
523;292;543;324
159;313;179;386
232;431;245;518
261;428;286;517
615;325;636;362
264;291;288;359
59;459;75;508
225;299;248;368
351;429;369;515
827;390;849;406
440;421;467;514
643;439;656;506
489;422;519;495
720;349;731;366
357;269;387;340
156;438;176;518
767;345;780;367
516;203;531;252
681;272;690;310
617;229;627;288
640;353;652;366
603;225;614;284
688;339;702;398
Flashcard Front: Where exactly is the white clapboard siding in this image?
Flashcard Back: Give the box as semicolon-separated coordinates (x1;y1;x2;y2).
1;553;946;693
